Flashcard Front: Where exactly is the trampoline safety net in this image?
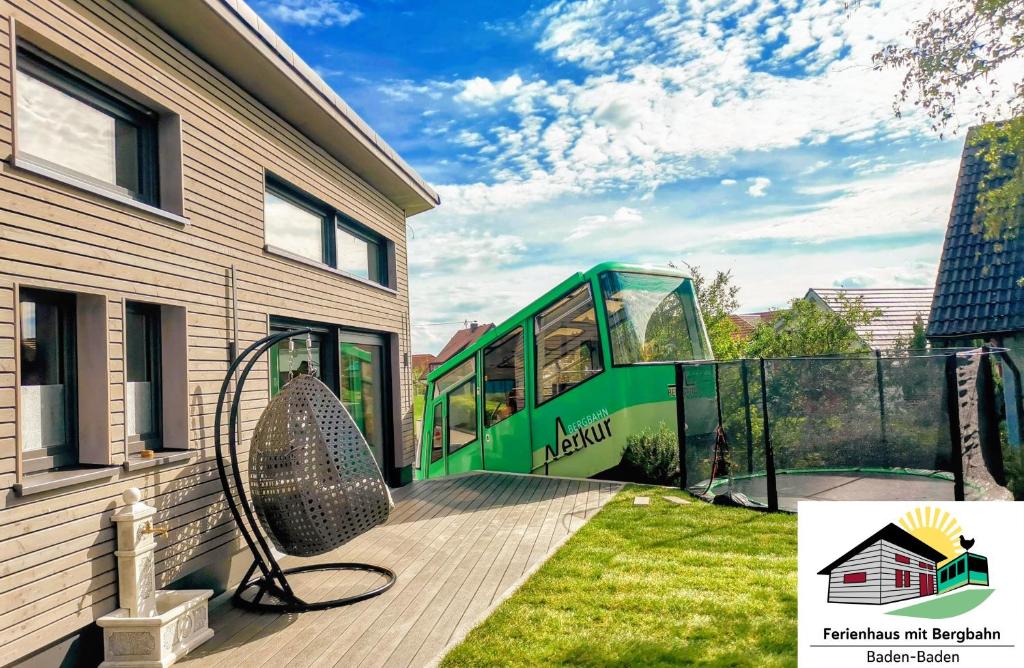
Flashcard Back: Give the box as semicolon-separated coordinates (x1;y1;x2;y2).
676;349;1016;511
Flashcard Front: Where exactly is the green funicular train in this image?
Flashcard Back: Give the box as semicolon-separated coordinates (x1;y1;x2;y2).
418;263;718;481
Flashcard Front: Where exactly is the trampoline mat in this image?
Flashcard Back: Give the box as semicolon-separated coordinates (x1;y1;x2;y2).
708;472;955;512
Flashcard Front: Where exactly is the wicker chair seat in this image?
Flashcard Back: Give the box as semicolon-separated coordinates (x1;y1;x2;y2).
248;374;393;557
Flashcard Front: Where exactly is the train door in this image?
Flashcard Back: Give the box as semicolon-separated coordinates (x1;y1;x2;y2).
425;396;446;478
424;357;482;477
481;326;531;472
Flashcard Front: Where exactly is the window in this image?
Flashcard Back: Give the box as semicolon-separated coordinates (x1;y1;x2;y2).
269;328;324;396
340;333;387;470
535;285;603;404
447;379;478;453
940;569;948;583
895;554;910;564
429;405;444;464
483;328;525;427
125;302;162;452
16;46;158;205
337;219;385;284
895;570;903;588
904;571;911;587
968;555;988;575
600;271;707;364
264;175;390;287
957;559;965;576
264;181;329;264
918;561;930;569
436;358;475;395
843;572;866;584
19;289;77;472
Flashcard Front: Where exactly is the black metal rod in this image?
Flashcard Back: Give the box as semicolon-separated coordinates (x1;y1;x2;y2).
760;357;778;512
741;360;754;474
944;353;966;501
875;350;888;459
675;363;687;491
996;349;1024;448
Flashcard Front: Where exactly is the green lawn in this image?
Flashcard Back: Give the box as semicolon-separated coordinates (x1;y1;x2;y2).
414;393;425;423
441;485;798;668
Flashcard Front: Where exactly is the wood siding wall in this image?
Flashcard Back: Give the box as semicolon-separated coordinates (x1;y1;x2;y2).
878;539;936;605
825;541;882;605
0;0;416;663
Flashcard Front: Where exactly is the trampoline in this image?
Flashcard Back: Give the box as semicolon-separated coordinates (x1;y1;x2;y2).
674;349;1018;511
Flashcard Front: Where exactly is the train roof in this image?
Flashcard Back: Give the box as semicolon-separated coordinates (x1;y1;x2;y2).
425;262;695;382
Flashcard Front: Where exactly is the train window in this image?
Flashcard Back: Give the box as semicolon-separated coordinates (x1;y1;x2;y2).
447;379;478;453
968;555;987;575
535;285;603;404
429;404;444;463
600;271;707;364
483;328;525;427
436;357;475;394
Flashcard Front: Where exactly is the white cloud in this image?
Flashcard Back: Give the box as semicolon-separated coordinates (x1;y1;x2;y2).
746;176;771;197
567;206;643;241
720;178;737;186
455;74;525;105
260;0;361;28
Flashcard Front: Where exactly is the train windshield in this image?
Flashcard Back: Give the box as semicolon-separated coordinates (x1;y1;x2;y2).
600;271;707;364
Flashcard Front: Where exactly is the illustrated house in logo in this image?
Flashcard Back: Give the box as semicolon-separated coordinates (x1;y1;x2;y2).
818;523;946;605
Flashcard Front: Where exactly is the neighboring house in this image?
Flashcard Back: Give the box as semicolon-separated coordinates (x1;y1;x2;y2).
818;524;945;605
0;1;437;665
806;287;933;350
728;311;776;339
927;132;1024;356
413;353;437;378
430;321;495;370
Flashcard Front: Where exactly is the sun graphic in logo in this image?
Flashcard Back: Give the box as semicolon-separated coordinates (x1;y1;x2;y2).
898;506;963;566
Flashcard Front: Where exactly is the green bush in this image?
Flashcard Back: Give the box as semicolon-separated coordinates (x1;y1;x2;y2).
622;423;679;485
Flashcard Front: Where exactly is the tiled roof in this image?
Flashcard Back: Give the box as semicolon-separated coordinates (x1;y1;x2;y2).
434;323;495;366
928;134;1024;338
728;312;777;338
808;288;933;350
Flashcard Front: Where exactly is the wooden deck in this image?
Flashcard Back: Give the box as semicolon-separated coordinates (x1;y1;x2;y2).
179;473;621;668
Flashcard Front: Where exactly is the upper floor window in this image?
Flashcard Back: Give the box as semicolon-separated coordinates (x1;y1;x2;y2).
264;175;390;287
535;285;603;404
15;46;159;205
19;288;77;472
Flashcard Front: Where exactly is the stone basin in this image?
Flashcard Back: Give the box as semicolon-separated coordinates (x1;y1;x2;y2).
97;589;213;668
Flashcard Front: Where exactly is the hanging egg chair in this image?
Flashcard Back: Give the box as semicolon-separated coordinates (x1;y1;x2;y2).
213;328;396;612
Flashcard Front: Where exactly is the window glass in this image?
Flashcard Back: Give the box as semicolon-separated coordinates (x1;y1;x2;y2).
535;285;603;403
600;271;707;364
968;555;987;575
483;328;525;427
447;379;478;453
264;188;325;263
340;340;385;469
430;403;444;463
436;358;475;395
125;303;161;445
19;289;75;463
337;224;383;283
270;331;322;394
15;51;155;203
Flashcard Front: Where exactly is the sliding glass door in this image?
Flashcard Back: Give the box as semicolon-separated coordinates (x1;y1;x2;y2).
339;332;387;471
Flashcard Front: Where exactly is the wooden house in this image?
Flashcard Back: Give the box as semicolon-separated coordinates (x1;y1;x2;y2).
818;523;946;605
0;1;437;665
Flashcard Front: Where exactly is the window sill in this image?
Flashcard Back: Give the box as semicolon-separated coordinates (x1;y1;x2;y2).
123;450;194;472
10;155;190;227
14;466;120;497
264;244;398;295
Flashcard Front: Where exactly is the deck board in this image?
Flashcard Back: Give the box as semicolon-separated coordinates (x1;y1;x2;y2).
179;473;620;668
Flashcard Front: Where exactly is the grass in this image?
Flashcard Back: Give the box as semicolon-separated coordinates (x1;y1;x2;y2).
414;393;425;423
441;485;797;668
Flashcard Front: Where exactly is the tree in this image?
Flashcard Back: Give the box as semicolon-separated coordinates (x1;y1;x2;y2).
872;0;1024;239
743;294;881;358
891;313;929;353
684;264;744;360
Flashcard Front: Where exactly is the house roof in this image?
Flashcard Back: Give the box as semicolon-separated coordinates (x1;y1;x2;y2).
435;323;495;367
411;354;436;370
127;0;439;215
927;131;1024;338
729;312;777;338
807;288;933;350
818;523;948;575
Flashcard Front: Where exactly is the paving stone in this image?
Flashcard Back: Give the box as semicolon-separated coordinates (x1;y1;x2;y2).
663;495;691;505
633;496;650;506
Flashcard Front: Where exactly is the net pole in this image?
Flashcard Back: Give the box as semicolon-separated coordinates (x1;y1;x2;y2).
741;359;754;474
944;353;965;501
875;350;888;459
759;357;778;511
675;363;687;491
979;346;1006;484
997;349;1024;448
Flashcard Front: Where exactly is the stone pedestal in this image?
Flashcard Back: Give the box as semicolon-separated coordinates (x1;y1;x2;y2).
97;488;213;667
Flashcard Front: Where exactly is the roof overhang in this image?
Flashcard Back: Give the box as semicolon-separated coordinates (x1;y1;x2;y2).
127;0;439;216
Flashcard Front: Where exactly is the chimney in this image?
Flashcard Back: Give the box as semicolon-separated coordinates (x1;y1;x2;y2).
469;321;478;331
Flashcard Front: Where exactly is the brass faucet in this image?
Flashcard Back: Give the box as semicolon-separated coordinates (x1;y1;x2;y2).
142;521;169;537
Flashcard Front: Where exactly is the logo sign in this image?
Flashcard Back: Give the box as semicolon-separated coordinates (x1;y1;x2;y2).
799;502;1023;667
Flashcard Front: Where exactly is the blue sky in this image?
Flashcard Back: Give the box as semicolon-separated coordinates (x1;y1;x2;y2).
254;0;993;354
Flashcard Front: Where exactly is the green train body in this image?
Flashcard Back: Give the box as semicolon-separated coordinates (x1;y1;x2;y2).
417;262;718;481
936;553;988;594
